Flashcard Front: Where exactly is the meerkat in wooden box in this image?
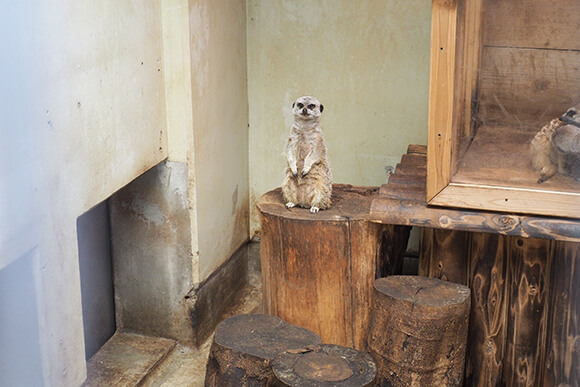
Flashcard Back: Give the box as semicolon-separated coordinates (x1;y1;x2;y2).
531;103;580;183
282;96;332;213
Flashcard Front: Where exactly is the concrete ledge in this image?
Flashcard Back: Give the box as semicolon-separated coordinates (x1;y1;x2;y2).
191;243;250;346
83;333;176;386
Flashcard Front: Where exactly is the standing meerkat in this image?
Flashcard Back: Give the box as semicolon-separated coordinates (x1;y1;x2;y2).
281;96;332;213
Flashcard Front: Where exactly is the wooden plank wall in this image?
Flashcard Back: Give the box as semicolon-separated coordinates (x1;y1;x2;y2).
476;0;580;126
420;229;579;386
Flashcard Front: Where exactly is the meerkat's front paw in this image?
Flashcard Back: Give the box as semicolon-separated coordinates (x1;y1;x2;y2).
290;164;298;178
286;202;296;209
310;206;320;213
301;168;310;178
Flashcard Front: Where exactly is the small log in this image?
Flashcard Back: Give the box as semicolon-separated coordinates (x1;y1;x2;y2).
271;344;376;387
204;314;322;386
367;275;471;386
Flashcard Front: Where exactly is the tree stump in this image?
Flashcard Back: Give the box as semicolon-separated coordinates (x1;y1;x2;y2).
271;344;377;387
204;314;322;386
367;276;471;386
257;184;411;350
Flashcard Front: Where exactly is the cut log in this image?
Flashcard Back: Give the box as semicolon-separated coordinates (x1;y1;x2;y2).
204;314;322;386
271;344;376;387
257;184;411;350
367;275;471;386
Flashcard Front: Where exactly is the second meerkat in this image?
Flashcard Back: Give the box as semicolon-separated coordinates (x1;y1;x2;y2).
282;96;332;213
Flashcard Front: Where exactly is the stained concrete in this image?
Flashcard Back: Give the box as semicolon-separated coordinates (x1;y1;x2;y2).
110;161;195;343
82;241;263;386
83;333;176;387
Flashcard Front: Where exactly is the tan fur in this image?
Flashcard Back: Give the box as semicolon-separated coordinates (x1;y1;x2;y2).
530;104;580;183
530;118;561;183
281;96;332;213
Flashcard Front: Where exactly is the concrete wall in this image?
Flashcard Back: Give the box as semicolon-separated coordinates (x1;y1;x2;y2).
247;0;432;233
2;0;249;384
1;1;167;385
190;0;250;280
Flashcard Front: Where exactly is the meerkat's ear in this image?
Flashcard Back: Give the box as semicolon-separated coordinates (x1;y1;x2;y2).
320;104;324;112
292;102;295;108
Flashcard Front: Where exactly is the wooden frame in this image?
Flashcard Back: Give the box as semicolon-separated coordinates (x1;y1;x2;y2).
427;0;580;219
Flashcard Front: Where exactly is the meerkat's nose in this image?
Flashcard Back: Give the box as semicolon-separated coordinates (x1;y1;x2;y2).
302;108;308;115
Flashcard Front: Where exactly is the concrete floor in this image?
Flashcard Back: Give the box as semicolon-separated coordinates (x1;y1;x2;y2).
83;243;263;387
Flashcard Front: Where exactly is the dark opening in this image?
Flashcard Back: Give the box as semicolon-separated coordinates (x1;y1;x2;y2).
77;200;116;360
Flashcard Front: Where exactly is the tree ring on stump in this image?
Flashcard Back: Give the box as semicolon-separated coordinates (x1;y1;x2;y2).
294;352;353;382
272;344;376;386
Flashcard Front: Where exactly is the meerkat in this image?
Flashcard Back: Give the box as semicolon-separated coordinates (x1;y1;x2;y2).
281;96;332;213
530;104;580;183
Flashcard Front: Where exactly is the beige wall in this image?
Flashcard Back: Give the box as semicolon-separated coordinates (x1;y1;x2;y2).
41;3;167;384
247;0;431;233
2;2;167;385
189;0;250;281
2;0;250;383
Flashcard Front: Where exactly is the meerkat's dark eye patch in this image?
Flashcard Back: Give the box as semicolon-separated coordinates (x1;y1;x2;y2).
297;103;304;109
565;109;577;118
307;104;315;110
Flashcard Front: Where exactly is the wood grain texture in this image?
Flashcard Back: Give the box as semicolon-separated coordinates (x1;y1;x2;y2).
455;0;484;139
482;0;580;50
427;0;458;201
477;47;580;126
418;228;434;277
204;314;322;386
504;237;551;386
258;185;407;350
368;276;471;386
278;215;352;346
371;144;580;239
465;233;509;386
420;229;469;285
350;221;410;350
272;344;377;387
543;241;580;386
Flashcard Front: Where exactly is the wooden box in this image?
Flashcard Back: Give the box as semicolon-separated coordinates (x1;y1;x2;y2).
427;0;580;218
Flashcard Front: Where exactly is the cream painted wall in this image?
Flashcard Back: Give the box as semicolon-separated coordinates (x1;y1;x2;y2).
1;2;167;385
189;0;250;281
247;0;432;233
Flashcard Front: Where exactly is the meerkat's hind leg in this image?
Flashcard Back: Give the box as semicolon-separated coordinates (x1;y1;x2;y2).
286;202;296;209
310;206;319;213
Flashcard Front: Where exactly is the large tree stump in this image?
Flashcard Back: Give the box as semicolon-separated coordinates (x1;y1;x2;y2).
271;344;377;387
367;276;471;386
204;314;322;386
257;184;411;350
